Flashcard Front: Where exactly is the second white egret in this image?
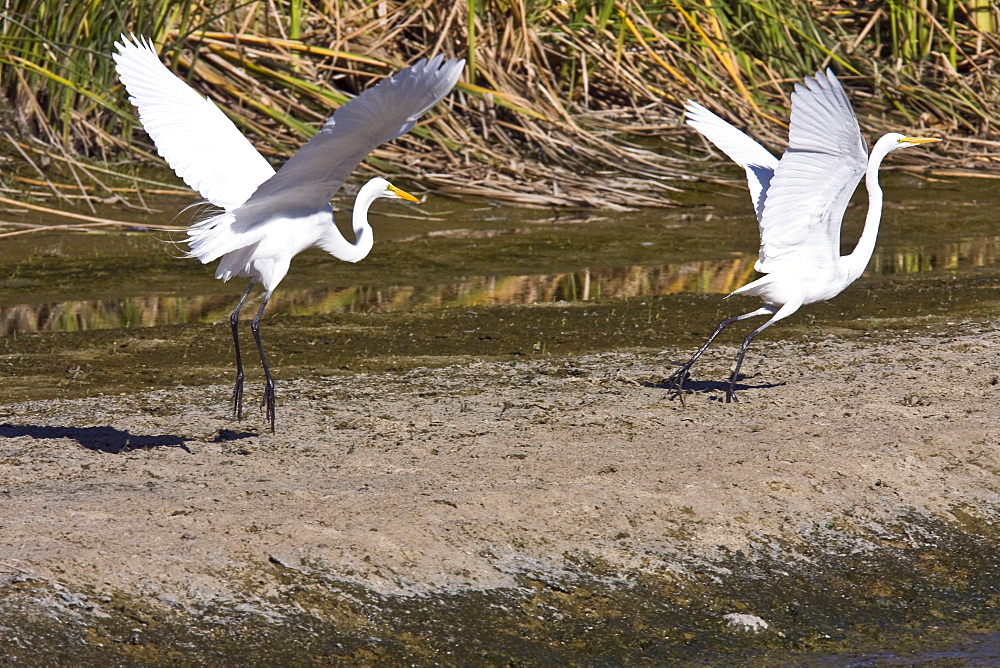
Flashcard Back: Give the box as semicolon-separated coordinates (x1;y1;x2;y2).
670;69;940;403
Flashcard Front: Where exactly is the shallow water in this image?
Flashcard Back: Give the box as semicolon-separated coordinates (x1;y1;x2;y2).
1;174;998;337
838;631;1000;666
2;174;999;409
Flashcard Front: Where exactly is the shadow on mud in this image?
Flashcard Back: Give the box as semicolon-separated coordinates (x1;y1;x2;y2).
0;423;193;453
643;375;786;399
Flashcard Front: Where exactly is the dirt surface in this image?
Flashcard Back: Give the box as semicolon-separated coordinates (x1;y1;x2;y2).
2;322;1000;660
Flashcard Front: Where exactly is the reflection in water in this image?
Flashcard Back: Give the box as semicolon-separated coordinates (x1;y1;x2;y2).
872;234;1000;275
0;257;757;336
4;235;1000;335
1;295;224;336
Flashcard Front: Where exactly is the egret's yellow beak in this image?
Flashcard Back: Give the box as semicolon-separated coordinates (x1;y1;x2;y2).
900;136;941;145
388;184;420;202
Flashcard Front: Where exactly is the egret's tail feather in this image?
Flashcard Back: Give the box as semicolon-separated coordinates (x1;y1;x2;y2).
213;243;260;282
185;210;265;275
184;210;236;263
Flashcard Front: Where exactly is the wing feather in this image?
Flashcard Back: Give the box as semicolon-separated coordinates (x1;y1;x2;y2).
684;101;779;221
113;34;276;210
755;69;868;273
235;54;465;224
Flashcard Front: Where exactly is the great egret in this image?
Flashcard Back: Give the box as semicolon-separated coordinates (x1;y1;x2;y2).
669;69;939;403
113;34;464;431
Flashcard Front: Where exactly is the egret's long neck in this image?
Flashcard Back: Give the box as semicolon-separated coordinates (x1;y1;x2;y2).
843;149;889;283
317;186;378;264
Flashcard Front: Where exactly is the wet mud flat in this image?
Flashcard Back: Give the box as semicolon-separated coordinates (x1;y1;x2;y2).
2;321;1000;663
2;173;999;661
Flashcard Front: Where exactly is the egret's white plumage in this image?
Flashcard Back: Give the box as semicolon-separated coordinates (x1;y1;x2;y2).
671;69;939;403
113;34;463;430
682;103;778;222
113;35;275;210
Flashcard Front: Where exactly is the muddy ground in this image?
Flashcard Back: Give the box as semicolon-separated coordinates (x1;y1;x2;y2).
1;318;999;663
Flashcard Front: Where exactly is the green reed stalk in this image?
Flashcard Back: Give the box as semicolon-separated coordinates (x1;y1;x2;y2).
466;0;477;82
967;0;997;32
289;0;302;40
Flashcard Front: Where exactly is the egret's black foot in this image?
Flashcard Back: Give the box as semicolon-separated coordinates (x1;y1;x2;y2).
261;382;276;433
664;364;694;405
725;375;741;403
233;375;245;420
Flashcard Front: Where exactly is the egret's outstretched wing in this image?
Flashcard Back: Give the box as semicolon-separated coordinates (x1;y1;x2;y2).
236;55;464;224
755;69;868;273
684;101;779;222
113;34;276;211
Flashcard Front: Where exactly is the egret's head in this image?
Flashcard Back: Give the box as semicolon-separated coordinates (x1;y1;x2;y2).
881;132;941;153
367;177;420;202
386;183;420;202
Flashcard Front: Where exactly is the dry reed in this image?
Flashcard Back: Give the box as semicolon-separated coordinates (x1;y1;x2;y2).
1;0;998;215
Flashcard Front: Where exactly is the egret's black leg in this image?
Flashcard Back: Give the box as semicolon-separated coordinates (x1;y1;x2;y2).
726;319;778;404
666;316;739;399
666;307;774;402
250;293;275;433
230;281;256;419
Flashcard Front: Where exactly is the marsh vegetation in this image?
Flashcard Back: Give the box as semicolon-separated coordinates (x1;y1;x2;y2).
0;0;998;213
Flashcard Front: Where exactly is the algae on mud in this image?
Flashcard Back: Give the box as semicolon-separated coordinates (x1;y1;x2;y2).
3;269;1000;406
2;468;999;663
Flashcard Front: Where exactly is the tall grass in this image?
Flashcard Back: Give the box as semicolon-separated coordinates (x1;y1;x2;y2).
1;0;999;210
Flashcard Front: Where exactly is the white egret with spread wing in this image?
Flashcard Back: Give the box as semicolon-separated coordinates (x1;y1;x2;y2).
670;69;939;403
113;34;464;431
